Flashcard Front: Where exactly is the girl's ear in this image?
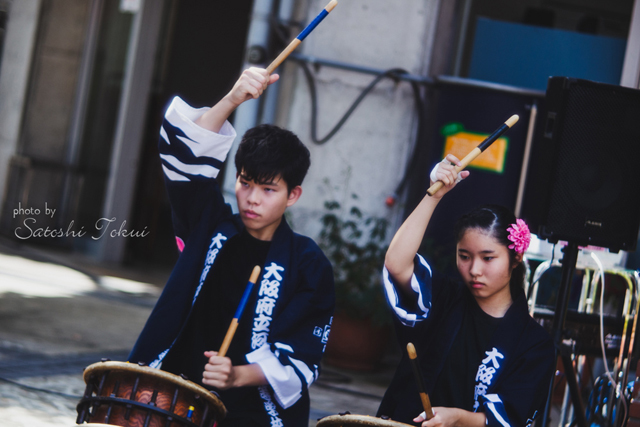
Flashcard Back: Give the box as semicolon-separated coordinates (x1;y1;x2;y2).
512;252;523;269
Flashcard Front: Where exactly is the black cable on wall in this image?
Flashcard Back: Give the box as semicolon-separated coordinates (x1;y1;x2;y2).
293;57;430;207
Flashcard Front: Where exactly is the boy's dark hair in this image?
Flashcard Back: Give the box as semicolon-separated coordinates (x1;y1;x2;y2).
235;124;311;192
453;204;525;298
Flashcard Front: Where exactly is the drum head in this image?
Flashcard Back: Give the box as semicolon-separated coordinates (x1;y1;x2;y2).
82;361;225;416
78;360;226;427
317;414;414;426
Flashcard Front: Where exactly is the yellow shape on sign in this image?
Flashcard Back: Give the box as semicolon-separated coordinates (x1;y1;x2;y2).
443;132;508;173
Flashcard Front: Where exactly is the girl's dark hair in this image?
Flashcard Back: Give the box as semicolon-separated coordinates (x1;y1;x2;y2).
235;124;310;192
452;204;525;297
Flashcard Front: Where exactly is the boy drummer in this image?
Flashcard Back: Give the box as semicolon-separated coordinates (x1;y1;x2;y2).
129;68;335;426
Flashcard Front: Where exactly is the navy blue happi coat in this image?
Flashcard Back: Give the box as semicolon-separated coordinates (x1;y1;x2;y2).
129;97;335;427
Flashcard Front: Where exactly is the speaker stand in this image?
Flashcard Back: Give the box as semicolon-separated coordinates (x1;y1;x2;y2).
541;242;587;427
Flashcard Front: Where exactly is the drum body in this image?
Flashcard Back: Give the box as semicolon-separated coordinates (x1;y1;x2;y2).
317;413;414;426
76;361;226;427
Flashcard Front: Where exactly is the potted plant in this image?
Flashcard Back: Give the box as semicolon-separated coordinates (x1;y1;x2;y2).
318;196;392;371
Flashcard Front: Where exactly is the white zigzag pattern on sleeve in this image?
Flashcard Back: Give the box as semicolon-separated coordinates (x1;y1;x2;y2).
162;165;190;182
160;154;218;178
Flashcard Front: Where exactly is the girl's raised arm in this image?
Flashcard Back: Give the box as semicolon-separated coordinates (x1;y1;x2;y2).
384;154;469;293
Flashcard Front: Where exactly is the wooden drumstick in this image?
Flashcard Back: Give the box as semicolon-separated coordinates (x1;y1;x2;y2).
407;342;434;420
266;0;338;74
427;114;519;196
218;265;262;357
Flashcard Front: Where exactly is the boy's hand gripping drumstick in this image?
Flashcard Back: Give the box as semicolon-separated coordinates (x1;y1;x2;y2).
218;265;262;357
266;0;338;74
407;342;434;420
427;115;519;196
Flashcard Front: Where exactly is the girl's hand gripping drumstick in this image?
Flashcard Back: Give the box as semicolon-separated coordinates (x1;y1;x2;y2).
266;0;338;74
407;342;434;420
427;115;519;196
218;265;262;357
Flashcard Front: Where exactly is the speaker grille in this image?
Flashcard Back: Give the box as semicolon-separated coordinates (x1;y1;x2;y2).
543;78;640;251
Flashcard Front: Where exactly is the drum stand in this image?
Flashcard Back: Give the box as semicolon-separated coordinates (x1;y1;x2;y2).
540;242;589;427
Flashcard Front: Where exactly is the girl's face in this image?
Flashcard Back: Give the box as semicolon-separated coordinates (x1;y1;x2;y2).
456;228;518;310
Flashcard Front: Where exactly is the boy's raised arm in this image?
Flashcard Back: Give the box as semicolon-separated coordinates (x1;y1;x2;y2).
195;67;280;133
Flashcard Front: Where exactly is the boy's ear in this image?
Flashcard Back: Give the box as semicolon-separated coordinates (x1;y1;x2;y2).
286;186;302;207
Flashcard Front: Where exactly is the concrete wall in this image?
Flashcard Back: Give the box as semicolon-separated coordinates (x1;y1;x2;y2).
0;0;41;207
20;0;90;161
279;0;441;239
0;0;91;237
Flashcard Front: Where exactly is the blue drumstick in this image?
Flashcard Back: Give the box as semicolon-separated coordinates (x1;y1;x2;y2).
266;0;338;74
218;265;261;357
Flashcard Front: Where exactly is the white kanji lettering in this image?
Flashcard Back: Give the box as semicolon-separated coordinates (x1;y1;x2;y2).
322;325;331;343
263;262;284;281
199;265;211;282
267;405;279;417
259;387;270;399
476;364;496;385
206;248;219;265
210;233;227;249
482;347;504;369
526;411;539;427
256;297;276;316
251;331;269;349
259;279;280;298
474;383;488;401
258;385;281;422
253;313;272;332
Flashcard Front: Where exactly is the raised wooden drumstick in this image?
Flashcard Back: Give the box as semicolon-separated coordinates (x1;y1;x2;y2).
218;265;261;357
407;342;434;420
427;114;519;196
266;0;338;74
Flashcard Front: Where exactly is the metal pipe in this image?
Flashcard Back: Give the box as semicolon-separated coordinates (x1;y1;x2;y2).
289;53;547;100
289;52;434;85
221;0;278;204
514;102;537;218
66;0;103;167
260;0;296;125
60;0;104;227
620;0;640;88
453;0;473;77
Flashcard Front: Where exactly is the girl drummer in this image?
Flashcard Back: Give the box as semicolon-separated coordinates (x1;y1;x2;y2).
377;154;555;427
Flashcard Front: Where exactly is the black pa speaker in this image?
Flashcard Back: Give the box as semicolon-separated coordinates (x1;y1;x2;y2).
521;77;640;252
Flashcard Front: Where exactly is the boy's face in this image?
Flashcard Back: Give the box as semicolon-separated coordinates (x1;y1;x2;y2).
235;171;301;241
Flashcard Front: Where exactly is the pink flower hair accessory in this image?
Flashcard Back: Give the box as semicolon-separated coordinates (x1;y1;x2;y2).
507;219;531;254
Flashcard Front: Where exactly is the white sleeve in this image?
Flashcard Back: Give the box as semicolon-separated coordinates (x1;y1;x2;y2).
246;343;317;409
160;96;237;180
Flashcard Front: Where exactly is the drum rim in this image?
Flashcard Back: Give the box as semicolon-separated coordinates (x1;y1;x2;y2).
83;360;226;416
78;424;123;426
317;414;413;426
